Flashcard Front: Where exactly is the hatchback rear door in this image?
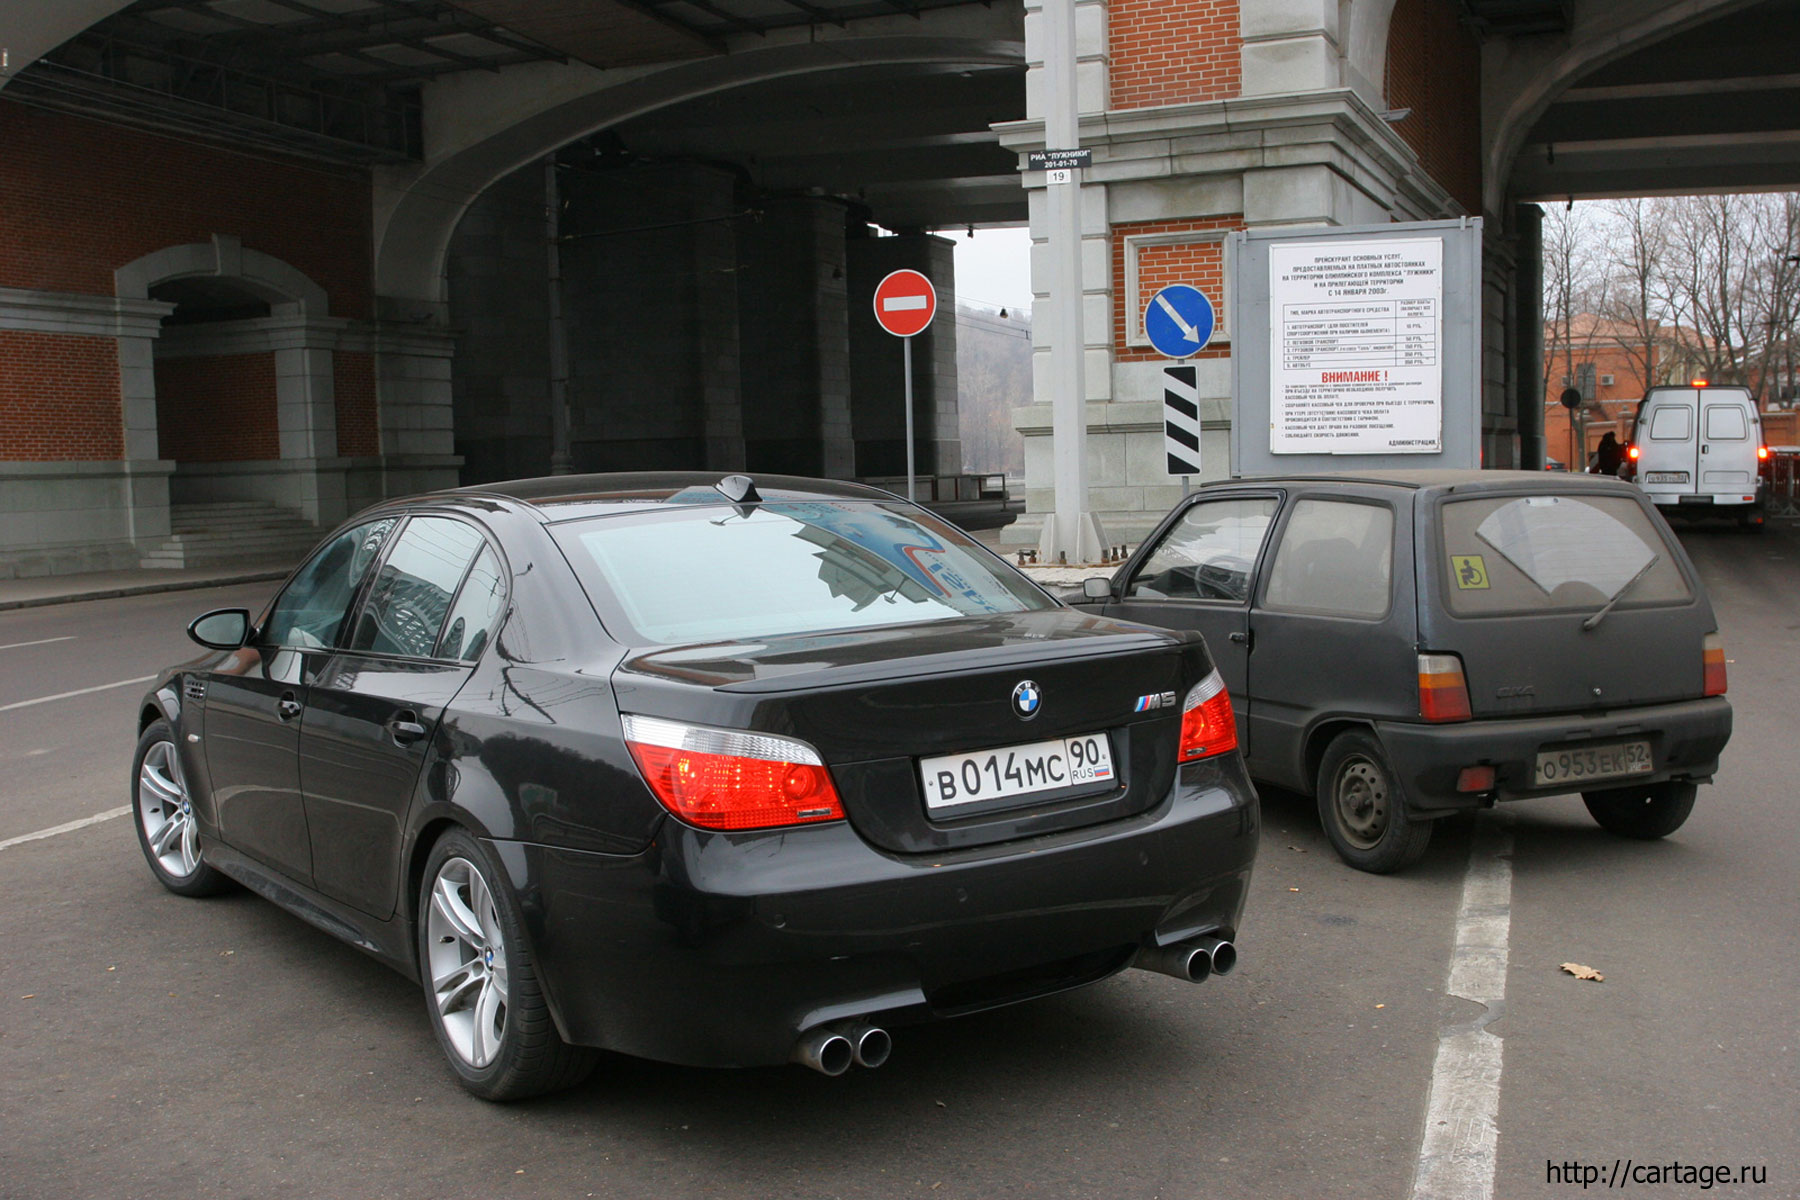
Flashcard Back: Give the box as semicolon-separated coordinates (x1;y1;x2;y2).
1699;391;1759;498
1424;484;1713;718
1634;389;1700;501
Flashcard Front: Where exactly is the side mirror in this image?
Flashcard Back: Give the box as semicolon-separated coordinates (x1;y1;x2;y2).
188;608;252;651
1082;576;1114;601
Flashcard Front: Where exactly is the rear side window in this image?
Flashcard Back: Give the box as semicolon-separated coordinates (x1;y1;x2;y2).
351;516;487;658
1263;499;1393;618
555;501;1056;645
1647;405;1692;440
1704;405;1748;439
1439;494;1692;616
1125;496;1277;603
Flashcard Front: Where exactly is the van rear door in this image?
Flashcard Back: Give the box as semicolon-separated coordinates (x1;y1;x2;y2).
1698;391;1758;500
1634;388;1699;503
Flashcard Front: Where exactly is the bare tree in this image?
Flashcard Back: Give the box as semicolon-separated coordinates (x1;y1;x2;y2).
1541;203;1607;397
1597;197;1672;390
1660;195;1754;385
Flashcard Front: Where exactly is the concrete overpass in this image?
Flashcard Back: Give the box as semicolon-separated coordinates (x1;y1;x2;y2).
1;0;1795;574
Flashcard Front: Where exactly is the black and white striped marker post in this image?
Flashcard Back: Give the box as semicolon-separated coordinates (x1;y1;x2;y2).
1163;365;1201;491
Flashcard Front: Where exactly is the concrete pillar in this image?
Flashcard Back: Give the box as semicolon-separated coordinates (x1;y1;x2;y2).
1513;204;1545;469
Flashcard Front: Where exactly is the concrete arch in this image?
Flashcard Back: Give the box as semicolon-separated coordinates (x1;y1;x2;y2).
1481;0;1759;212
372;34;1026;308
114;234;330;314
1345;0;1401;104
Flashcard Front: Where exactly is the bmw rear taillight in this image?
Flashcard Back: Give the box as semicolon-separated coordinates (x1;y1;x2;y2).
1418;653;1472;723
622;715;844;831
1702;632;1728;697
1178;670;1238;762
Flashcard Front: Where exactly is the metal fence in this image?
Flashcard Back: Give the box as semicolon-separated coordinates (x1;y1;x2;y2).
1769;450;1799;517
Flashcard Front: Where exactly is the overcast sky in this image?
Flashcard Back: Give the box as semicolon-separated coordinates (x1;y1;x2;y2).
951;227;1034;315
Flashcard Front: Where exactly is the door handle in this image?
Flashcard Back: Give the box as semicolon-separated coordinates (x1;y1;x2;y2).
1229;631;1250;645
387;711;428;745
277;693;302;722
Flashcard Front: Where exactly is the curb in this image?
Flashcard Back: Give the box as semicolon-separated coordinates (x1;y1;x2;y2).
0;569;290;612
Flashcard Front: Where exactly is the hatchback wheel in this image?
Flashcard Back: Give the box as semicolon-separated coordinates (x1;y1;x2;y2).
419;829;595;1100
131;719;230;897
1316;730;1432;874
1582;781;1696;839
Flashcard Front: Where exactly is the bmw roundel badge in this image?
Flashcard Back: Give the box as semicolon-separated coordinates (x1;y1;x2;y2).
1011;679;1042;721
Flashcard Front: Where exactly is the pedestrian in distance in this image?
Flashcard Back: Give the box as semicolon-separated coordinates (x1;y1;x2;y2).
1592;431;1623;476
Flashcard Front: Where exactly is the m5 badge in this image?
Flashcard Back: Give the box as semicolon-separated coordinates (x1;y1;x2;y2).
1133;691;1178;713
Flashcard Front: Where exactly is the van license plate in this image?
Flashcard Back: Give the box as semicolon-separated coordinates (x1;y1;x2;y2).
921;734;1114;811
1643;471;1688;484
1534;740;1652;787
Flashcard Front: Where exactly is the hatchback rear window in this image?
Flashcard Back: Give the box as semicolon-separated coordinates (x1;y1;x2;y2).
554;500;1056;644
1439;493;1692;616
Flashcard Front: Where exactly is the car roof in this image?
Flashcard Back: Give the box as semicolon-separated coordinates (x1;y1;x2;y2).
1205;469;1634;494
434;472;898;521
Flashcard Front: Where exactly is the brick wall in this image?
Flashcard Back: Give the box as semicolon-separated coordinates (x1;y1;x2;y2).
0;332;122;460
1113;216;1242;362
335;351;380;457
1109;0;1240;110
153;353;279;462
1384;0;1482;214
0;99;373;317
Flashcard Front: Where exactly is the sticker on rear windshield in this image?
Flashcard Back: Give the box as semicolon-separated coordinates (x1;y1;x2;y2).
1451;555;1490;589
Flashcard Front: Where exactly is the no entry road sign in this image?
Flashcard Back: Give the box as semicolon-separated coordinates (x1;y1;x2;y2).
874;269;938;338
1145;284;1215;359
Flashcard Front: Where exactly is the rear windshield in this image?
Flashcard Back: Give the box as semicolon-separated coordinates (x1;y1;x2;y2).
1647;405;1692;440
1438;493;1692;616
553;500;1056;644
1705;405;1748;439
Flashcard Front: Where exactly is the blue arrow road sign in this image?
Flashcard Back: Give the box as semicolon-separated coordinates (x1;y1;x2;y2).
1144;284;1215;359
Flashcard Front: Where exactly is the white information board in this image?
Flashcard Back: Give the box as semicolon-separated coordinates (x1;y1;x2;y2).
1268;239;1444;455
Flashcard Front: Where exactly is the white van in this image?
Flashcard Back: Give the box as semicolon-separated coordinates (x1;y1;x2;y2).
1625;385;1767;528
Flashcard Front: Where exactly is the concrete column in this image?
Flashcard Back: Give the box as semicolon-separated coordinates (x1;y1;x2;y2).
371;315;462;497
697;187;745;472
1514;204;1545;469
1240;0;1344;96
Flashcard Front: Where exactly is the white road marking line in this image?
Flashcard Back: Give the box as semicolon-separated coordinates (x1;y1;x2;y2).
0;675;157;714
0;807;130;852
0;635;77;651
1412;815;1515;1200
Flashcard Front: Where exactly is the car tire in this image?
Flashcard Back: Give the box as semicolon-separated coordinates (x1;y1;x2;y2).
418;828;596;1101
1582;781;1696;839
1316;730;1432;874
131;719;232;897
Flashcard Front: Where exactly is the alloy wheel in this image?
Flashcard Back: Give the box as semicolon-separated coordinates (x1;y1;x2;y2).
137;740;200;877
426;857;510;1069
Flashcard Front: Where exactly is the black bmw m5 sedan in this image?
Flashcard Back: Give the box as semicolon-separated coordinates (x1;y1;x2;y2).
131;473;1257;1100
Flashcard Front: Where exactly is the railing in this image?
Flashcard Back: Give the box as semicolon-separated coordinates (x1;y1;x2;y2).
1767;450;1800;517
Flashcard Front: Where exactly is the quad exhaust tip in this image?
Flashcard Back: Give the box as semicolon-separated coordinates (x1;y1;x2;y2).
1137;934;1237;983
793;1021;891;1075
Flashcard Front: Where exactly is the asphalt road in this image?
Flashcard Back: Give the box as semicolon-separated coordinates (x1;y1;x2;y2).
1;527;1795;1200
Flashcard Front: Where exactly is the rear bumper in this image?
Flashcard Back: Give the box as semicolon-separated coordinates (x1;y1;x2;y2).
491;754;1258;1068
1375;696;1732;815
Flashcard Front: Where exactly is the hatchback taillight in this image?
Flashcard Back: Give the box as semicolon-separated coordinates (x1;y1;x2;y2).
623;715;844;831
1418;653;1472;723
1179;670;1238;762
1702;632;1728;697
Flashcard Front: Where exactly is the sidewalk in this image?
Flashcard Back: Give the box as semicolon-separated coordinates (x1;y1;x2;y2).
0;560;295;612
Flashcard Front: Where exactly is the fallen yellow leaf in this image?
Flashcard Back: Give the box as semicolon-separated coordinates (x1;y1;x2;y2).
1560;962;1604;982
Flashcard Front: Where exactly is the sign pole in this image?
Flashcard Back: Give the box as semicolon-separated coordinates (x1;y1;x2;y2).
903;335;916;501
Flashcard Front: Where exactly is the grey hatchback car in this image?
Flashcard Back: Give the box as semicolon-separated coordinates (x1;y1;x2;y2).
1076;471;1732;872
